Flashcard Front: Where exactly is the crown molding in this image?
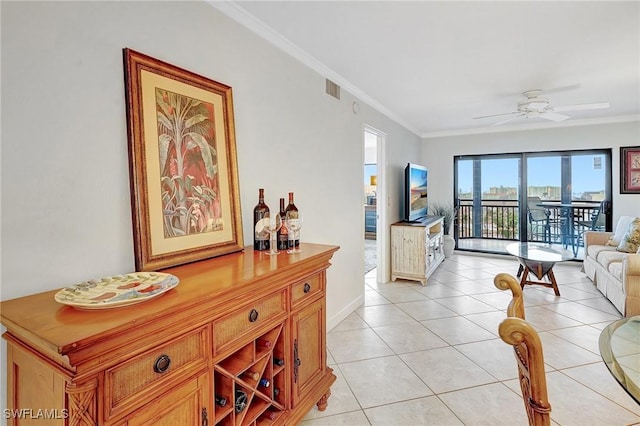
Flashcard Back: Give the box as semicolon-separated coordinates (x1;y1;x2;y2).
206;1;421;136
421;114;640;139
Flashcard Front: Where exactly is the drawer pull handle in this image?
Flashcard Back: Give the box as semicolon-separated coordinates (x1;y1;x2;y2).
303;283;311;293
153;354;171;373
248;309;259;322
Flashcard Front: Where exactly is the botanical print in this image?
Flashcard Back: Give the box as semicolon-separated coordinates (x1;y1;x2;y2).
156;88;222;237
631;153;640;169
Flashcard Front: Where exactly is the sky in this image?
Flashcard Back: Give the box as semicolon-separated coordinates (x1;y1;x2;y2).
457;154;607;195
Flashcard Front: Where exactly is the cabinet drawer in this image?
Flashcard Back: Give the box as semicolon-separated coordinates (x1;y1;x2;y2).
291;274;323;309
213;290;286;354
105;326;209;420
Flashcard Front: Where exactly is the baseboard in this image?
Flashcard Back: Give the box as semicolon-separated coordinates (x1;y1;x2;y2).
327;294;364;331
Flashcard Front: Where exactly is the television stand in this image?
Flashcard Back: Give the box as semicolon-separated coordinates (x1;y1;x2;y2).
391;216;445;286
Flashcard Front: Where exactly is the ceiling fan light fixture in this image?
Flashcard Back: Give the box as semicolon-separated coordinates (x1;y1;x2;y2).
518;99;549;112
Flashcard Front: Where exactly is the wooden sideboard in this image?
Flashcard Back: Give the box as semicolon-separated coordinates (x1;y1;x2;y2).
0;243;339;425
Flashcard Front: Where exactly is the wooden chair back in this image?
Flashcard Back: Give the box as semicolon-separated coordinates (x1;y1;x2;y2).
494;273;525;319
494;273;551;426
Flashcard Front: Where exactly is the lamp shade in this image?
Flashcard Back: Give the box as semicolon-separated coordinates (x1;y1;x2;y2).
370;175;377;186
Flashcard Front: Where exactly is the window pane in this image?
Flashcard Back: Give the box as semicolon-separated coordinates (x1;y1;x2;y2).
527;156;561;200
571;154;606;202
457;160;473;199
481;158;519;200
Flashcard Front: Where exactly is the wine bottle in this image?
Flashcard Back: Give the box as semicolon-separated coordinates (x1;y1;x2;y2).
260;410;277;421
273;388;280;398
259;378;270;388
242;370;260;381
234;389;248;413
215;395;227;407
277;198;288;250
284;192;299;248
273;356;284;366
253;188;270;251
257;338;272;348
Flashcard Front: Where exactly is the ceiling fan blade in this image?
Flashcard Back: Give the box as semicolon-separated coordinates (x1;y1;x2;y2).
539;112;571;122
473;111;519;120
491;113;525;127
544;83;582;94
552;102;610;112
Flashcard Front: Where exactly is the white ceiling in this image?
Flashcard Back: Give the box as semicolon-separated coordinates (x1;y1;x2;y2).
213;1;640;138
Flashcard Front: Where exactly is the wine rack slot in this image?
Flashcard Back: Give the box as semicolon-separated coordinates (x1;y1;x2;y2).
213;324;286;425
214;373;234;420
218;344;254;375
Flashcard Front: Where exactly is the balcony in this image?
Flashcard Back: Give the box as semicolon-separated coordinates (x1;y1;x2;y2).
455;199;602;259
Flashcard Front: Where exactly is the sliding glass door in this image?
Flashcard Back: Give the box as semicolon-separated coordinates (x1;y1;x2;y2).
455;155;521;252
454;149;612;259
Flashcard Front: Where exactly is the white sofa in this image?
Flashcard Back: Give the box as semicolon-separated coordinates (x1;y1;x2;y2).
583;216;640;317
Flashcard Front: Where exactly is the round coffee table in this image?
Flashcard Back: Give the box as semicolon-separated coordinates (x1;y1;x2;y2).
505;242;574;296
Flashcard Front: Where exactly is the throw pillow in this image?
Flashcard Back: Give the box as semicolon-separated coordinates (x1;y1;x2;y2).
617;218;640;253
607;216;634;246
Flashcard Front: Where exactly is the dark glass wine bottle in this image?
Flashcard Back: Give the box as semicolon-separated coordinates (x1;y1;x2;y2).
284;192;299;248
273;388;280;398
259;378;270;388
253;188;270;251
273;356;284;366
277;198;288;250
215;395;227;407
235;389;248;413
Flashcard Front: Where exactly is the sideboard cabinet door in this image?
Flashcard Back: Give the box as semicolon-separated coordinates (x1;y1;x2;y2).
290;297;325;407
118;371;210;426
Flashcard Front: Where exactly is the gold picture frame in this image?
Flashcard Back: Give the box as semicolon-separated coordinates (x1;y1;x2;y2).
621;146;640;194
124;48;243;271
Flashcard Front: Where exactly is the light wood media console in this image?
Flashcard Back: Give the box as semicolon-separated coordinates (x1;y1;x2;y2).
1;243;338;425
391;216;444;286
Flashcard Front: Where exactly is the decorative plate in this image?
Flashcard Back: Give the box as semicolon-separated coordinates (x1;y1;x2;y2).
54;272;179;310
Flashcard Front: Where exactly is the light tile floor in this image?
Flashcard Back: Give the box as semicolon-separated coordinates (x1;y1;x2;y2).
301;252;640;425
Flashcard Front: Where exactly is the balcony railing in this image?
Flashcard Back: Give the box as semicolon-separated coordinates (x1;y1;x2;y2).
458;200;519;240
456;199;601;244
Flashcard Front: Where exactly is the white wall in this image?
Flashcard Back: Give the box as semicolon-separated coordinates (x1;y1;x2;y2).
0;0;422;411
422;121;640;222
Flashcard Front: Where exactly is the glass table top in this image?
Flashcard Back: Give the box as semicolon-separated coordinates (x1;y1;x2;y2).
599;315;640;405
505;242;574;263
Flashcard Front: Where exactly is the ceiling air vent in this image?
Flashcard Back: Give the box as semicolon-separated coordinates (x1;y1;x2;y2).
325;79;340;100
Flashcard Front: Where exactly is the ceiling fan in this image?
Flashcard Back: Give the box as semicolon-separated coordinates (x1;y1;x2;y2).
473;89;610;127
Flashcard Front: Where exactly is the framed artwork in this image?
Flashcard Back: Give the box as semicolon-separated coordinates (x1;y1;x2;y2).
123;49;244;271
620;146;640;194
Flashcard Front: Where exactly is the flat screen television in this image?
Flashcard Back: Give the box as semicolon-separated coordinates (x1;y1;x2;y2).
404;163;428;222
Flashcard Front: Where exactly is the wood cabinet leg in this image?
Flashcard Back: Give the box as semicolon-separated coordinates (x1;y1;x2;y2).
316;388;332;411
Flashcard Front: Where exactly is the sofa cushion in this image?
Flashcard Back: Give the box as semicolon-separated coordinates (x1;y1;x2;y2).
587;244;617;259
617;217;640;253
607;216;635;246
596;250;626;269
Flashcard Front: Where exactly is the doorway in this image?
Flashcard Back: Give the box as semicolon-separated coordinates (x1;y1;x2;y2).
363;126;386;282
